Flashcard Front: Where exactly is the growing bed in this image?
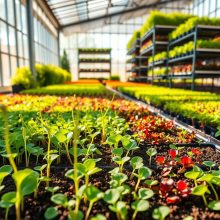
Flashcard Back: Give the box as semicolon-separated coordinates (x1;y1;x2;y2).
0;84;219;220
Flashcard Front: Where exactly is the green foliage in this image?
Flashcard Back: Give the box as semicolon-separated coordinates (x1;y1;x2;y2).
60;50;70;72
11;64;71;90
110;75;120;81
127;30;140;49
11;67;35;89
140;11;193;37
170;16;220;40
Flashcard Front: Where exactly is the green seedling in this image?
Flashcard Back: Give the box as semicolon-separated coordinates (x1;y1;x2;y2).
0;192;16;220
146;148;157;166
203;161;216;171
106;134;122;148
84;185;103;220
50;193;83;220
144;179;159;187
152;206;170;220
198;174;219;200
130;156;144;178
131;200;149;220
0;165;12;191
78;159;102;187
109;201;127;220
91;214;106;220
134;167;152;192
192;184;210;206
113;155;130;172
122;136;138;156
138;188;154;200
208;200;220;211
45;186;60;196
54;129;73;164
110;173;128;188
44;207;58;220
43;151;59;187
184;166;203;186
13;169;39;219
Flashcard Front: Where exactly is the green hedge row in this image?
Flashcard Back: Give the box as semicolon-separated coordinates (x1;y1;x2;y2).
11;64;72;89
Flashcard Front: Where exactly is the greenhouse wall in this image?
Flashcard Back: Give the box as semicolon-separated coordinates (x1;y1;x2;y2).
0;0;59;87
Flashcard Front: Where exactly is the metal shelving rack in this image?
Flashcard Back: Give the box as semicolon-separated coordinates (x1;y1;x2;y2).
140;25;176;83
126;39;148;82
167;25;220;90
78;48;111;79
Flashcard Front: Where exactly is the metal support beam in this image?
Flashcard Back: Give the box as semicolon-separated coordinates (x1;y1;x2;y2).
61;0;191;29
57;30;61;67
26;0;36;80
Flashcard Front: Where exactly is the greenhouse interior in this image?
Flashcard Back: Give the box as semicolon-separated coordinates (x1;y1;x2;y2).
1;0;220;219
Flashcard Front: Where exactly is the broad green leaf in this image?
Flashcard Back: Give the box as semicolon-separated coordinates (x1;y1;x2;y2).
44;207;58;220
132;200;149;212
192;185;209;196
51;193;68;207
104;189;120;204
85;185;103;203
208;200;220;211
138;188;154;200
152;206;170;220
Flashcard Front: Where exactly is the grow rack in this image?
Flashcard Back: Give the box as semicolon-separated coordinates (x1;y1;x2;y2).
126;39;148;82
78;48;112;79
140;25;176;83
167;25;220;90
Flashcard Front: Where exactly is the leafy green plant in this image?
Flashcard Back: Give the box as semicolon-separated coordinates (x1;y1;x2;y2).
152;206;170;220
60;50;70;73
146;148;157;166
84;185;103;220
192;184;210;206
134;167;152;192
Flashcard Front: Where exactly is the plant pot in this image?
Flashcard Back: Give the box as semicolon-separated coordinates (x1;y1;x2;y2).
12;84;25;93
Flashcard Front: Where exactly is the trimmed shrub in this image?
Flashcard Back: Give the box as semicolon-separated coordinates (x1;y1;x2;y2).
11;67;35;89
11;64;72;89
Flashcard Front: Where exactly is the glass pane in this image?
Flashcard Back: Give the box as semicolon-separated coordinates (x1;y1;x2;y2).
0;0;6;20
7;0;15;26
8;27;16;56
0;21;8;53
10;55;17;76
1;54;10;86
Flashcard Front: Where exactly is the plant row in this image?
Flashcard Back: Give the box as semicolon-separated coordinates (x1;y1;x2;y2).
1;91;219;219
169;17;220;41
118;86;220;133
22;84;111;96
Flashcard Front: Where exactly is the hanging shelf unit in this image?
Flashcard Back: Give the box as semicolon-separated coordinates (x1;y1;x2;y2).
78;48;111;79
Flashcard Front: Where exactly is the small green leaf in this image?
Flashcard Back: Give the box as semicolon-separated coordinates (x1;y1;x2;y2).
192;185;209;196
208;200;220;211
85;185;103;203
138;188;154;200
132;200;149;212
44;207;58;220
91;214;106;220
104;189;120;204
203;161;216;168
146;148;157;157
51;194;68;207
152;206;170;220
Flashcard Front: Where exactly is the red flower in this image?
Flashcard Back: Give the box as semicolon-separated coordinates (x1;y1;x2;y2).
191;148;202;156
156;156;165;165
166;196;180;204
168;149;178;160
177;180;187;191
181;156;194;168
160;178;174;193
